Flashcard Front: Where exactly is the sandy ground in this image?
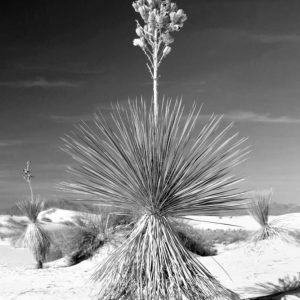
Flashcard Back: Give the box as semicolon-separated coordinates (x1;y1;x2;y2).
0;242;116;300
201;239;300;299
0;211;300;300
0;254;94;300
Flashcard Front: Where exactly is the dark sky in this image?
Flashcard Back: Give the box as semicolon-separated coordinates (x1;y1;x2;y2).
1;0;300;208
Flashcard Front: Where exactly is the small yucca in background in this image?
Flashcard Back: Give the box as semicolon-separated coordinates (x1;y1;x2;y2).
18;161;51;268
17;197;51;268
248;189;288;242
61;99;248;300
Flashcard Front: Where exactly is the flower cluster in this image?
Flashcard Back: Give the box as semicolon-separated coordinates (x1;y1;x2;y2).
132;0;187;58
22;160;33;183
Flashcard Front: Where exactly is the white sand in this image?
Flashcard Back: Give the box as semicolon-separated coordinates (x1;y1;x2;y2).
201;238;300;299
184;213;300;231
0;212;300;299
0;259;94;299
0;243;114;300
39;208;79;224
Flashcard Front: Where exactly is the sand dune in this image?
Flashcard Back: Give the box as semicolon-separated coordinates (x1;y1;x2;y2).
2;208;299;232
39;208;79;224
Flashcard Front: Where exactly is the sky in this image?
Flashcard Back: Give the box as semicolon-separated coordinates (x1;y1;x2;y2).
1;0;300;209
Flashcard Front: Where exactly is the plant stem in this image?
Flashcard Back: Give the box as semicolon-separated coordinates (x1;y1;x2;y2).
153;29;158;124
28;180;34;202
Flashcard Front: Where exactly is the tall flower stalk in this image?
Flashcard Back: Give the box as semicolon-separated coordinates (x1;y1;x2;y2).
133;0;187;123
22;160;34;202
61;100;248;299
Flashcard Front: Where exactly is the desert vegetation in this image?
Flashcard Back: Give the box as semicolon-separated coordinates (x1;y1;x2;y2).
16;161;52;268
57;208;114;266
1;1;300;300
248;273;300;299
248;190;291;243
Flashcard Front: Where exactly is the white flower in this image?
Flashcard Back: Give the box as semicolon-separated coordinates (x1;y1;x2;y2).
133;38;145;48
132;2;139;12
177;9;187;24
136;27;143;37
138;6;146;17
170;3;177;11
163;46;171;57
177;9;184;16
162;33;174;45
170;11;176;22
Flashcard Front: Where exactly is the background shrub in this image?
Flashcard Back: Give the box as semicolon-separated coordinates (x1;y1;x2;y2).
173;222;250;255
45;243;64;262
173;222;217;256
200;228;250;245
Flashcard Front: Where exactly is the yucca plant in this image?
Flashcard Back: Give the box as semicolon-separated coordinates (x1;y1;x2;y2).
61;99;248;299
248;189;287;243
17;197;51;268
18;161;51;268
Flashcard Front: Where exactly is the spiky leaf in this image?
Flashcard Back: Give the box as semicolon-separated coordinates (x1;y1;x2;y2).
61;99;248;299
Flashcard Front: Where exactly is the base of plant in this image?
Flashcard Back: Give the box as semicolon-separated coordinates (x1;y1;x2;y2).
251;225;290;244
92;215;238;300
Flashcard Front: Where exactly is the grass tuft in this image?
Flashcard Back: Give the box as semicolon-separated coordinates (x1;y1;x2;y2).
172;222;217;256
